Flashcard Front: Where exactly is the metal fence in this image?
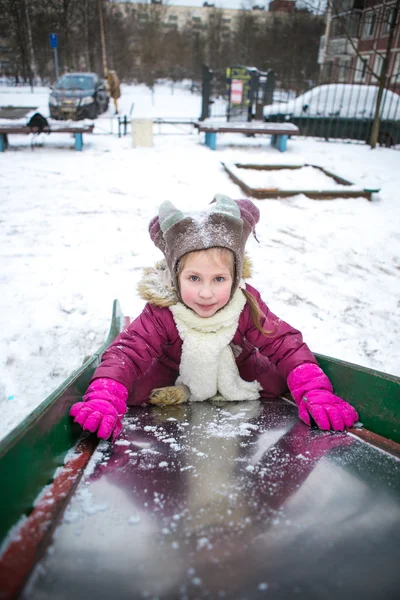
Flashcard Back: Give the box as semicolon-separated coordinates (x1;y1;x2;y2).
265;63;400;146
202;62;400;146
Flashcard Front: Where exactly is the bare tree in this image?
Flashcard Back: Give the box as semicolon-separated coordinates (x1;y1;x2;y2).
0;0;324;93
1;0;32;83
23;0;37;86
302;0;400;148
369;0;399;147
233;7;324;93
136;2;167;89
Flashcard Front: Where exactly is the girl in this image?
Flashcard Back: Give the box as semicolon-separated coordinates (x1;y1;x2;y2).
70;195;358;441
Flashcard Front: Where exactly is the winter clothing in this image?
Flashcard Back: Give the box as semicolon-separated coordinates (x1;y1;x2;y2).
70;377;128;440
106;70;121;100
106;70;121;114
287;363;359;431
91;258;317;406
149;195;260;298
70;195;358;440
170;285;261;401
149;384;190;405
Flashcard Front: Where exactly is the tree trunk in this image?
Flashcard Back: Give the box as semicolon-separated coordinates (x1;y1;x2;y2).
23;0;37;89
98;0;108;76
9;0;30;83
369;0;399;148
83;0;91;71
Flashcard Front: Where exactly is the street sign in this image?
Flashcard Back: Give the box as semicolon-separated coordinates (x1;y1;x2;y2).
230;80;243;105
49;34;59;80
49;33;58;49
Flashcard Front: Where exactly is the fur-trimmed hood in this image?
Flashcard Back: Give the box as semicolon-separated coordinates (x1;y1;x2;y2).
137;254;253;308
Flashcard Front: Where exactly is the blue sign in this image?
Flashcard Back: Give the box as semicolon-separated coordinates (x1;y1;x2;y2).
49;33;58;49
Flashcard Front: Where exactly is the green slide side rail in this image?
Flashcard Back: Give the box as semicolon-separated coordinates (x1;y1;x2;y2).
1;303;399;548
315;352;400;444
0;300;125;547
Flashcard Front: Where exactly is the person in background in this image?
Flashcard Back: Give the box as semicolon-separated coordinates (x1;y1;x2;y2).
106;70;121;114
70;195;359;441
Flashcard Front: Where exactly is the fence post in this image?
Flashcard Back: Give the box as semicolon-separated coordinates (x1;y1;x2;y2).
265;71;275;106
200;65;213;121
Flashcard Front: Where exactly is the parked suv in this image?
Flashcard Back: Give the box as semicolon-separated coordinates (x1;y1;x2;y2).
263;84;400;146
49;72;109;120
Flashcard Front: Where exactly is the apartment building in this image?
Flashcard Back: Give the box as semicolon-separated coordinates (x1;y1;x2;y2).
107;1;280;35
321;0;399;91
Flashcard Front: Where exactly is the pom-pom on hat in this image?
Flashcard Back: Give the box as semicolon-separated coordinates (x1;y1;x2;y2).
149;194;260;296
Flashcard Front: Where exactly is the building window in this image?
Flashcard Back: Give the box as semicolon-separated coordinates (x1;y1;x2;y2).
354;56;367;81
363;11;376;38
320;62;333;81
338;57;351;82
331;17;344;38
391;53;400;82
384;7;395;34
348;11;361;38
372;55;384;82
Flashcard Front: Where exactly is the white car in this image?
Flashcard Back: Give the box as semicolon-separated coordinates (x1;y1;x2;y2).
263;84;400;121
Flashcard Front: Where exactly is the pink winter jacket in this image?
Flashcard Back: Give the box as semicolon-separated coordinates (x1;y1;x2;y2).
92;261;317;405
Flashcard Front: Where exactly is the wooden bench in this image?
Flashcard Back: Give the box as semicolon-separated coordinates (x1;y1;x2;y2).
197;120;299;152
0;123;94;152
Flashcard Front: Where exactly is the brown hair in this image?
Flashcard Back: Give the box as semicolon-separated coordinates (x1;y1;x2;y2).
177;247;235;278
241;288;274;336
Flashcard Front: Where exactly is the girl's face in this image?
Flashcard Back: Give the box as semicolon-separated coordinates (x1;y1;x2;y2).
178;249;234;317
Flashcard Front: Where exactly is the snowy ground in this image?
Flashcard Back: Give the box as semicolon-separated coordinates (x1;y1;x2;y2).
1;82;399;441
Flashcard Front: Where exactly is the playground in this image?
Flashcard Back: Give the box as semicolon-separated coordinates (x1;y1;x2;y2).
0;80;400;600
1;81;400;439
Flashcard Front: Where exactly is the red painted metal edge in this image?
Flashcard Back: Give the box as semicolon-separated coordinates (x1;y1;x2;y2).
0;435;97;600
282;394;400;459
349;428;400;459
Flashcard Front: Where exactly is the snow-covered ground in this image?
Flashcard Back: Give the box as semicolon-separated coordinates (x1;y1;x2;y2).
1;83;399;441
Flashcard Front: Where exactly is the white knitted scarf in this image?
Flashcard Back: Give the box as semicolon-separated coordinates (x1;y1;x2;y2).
169;288;261;402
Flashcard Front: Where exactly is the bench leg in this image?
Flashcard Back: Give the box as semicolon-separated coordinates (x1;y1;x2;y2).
270;134;277;148
205;132;216;151
0;133;6;152
275;134;288;152
74;133;83;151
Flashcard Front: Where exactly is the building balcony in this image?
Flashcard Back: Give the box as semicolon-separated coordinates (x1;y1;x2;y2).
327;36;358;58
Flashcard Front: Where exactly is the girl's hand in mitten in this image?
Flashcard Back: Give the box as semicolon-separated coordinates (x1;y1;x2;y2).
296;389;359;431
287;363;359;431
70;378;128;441
149;384;190;406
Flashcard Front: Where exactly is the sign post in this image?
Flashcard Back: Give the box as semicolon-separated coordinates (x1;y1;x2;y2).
49;33;59;81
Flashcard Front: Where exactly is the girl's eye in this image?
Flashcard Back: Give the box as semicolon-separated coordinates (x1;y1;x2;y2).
215;276;225;283
189;275;199;282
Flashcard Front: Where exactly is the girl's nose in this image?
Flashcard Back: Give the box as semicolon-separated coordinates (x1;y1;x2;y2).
199;285;213;299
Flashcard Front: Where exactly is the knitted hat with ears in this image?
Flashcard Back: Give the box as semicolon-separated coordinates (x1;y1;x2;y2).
148;194;260;297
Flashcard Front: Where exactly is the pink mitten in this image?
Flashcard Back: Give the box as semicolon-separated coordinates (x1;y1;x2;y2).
287;363;359;431
70;378;128;441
